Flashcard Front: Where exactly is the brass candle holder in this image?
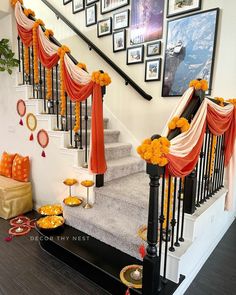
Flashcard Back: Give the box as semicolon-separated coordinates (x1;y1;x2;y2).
63;178;83;207
81;180;94;209
63;178;78;197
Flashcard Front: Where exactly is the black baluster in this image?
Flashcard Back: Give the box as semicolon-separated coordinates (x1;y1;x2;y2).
31;48;35;98
207;132;214;197
28;46;32;85
169;177;177;252
163;175;172;282
43;66;46;113
65;94;68;131
142;163;164;295
69;100;73;148
21;41;25;85
39;62;42;99
174;179;182;247
17;36;21;73
184;170;197;214
158;170;165;291
200;132;208;203
195;163;199;207
179;179;185;242
203;129;211;200
213;136;221;192
51;67;55;114
196;145;204;206
79;102;83;149
55;64;59;129
219;135;225;187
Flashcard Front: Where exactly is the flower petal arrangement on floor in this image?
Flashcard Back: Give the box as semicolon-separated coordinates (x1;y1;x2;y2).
13;0;111;175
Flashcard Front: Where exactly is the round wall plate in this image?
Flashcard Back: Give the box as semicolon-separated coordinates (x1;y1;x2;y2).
37;129;49;148
17;99;26;117
26;113;37;131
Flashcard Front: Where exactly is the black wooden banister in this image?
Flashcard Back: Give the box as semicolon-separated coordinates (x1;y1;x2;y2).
40;0;152;101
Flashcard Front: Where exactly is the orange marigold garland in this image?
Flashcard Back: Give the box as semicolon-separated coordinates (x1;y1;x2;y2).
209;135;217;177
77;62;87;72
227;98;236;107
44;29;54;38
168;116;190;133
73;101;80;132
24;8;35;17
91;71;111;86
32;19;45;85
189;79;208;92
57;45;70;116
137;137;170;166
24;45;29;76
46;68;52;100
11;0;23;7
215;97;224;107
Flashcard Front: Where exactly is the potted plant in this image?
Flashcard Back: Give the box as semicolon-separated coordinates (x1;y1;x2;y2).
0;38;19;74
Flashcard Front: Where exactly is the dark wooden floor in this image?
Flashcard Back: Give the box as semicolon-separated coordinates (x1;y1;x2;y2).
0;212;109;295
0;214;235;295
185;220;236;295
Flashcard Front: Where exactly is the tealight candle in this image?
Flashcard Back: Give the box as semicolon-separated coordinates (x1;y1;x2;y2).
131;268;142;280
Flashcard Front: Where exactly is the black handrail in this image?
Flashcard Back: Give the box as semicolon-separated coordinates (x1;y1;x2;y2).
40;0;152;101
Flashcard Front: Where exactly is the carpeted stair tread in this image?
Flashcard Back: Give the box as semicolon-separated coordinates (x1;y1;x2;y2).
95;172;149;211
105;156;145;182
104;142;132;161
63;202;146;260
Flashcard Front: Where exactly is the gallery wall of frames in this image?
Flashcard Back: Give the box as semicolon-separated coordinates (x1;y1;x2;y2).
64;0;219;97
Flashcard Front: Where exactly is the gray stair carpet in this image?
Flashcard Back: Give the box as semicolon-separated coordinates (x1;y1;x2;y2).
63;172;150;260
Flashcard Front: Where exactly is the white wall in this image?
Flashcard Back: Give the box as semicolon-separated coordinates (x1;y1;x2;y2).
23;0;236;142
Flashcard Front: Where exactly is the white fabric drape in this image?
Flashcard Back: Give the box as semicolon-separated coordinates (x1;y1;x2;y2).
38;26;59;56
15;2;34;30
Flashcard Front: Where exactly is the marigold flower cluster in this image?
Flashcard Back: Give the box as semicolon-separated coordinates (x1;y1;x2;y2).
137;137;170;166
189;79;208;91
168;116;190;133
91;71;111;87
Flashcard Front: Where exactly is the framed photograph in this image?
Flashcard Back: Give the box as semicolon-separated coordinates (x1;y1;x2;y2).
130;0;164;45
145;58;161;82
86;4;97;26
126;45;144;65
86;0;98;5
101;0;129;14
97;18;112;37
147;41;161;57
113;29;126;52
167;0;202;18
162;8;219;97
113;9;129;31
72;0;85;13
64;0;72;4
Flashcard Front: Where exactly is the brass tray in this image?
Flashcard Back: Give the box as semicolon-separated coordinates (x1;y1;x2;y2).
120;265;142;289
38;204;63;216
63;196;83;207
36;216;65;233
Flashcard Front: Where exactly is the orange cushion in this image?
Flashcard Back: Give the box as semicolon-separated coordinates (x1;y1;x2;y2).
12;154;30;182
0;152;16;178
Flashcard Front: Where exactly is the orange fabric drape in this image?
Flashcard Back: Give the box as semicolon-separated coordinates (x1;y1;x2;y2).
167;122;207;177
17;24;32;47
63;60;107;174
207;104;236;166
37;30;59;69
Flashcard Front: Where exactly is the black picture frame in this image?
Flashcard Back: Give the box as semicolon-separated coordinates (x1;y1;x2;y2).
113;9;130;31
85;4;97;26
86;0;98;5
167;0;202;18
147;41;161;57
72;0;85;14
113;29;126;52
97;18;112;37
162;8;220;97
126;45;144;65
100;0;129;15
145;58;162;82
64;0;72;5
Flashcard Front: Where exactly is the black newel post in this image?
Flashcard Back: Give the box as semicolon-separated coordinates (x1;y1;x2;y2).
183;169;197;214
142;163;164;295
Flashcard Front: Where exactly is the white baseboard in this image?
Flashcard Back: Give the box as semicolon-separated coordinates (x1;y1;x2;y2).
174;214;235;295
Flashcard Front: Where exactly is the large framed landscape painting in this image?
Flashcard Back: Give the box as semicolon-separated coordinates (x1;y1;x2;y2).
130;0;164;45
162;8;219;97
